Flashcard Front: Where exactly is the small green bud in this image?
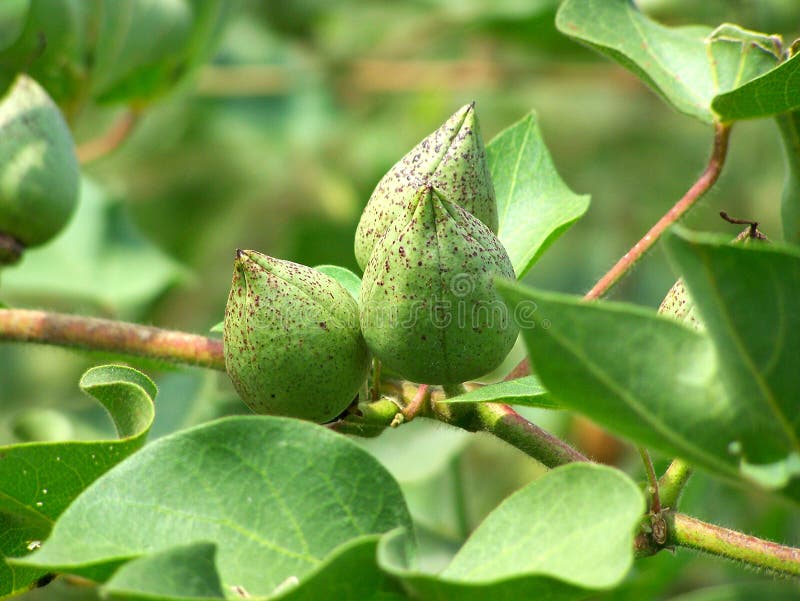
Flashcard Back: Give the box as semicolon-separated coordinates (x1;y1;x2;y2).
0;75;79;260
223;250;370;423
359;185;517;385
354;102;497;271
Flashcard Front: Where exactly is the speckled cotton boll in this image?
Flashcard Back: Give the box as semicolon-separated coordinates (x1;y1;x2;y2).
354;102;498;271
359;186;517;385
224;251;370;423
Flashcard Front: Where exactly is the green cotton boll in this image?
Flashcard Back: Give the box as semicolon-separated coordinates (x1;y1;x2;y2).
0;75;79;253
359;185;517;385
223;250;370;423
354;102;498;271
657;278;704;332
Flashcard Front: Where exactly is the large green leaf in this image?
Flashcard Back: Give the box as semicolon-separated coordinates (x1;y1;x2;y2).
441;376;559;409
498;228;800;497
379;463;643;601
777;110;800;243
488;111;589;278
13;416;412;600
555;0;782;123
1;179;186;316
663;229;800;472
713;53;800;121
0;365;156;598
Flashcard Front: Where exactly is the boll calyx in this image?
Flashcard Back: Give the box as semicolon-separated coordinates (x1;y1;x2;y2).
354;102;497;271
0;75;79;263
359;185;517;385
224;250;370;423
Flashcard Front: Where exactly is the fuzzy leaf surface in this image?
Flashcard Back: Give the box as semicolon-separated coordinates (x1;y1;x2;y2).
379;463;643;600
14;417;412;600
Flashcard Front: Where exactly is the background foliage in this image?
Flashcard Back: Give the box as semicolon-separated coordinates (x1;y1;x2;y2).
2;0;800;599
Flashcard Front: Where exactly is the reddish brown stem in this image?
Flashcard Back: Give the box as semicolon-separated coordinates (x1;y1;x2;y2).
506;122;732;380
585;122;731;299
0;309;225;371
77;110;140;164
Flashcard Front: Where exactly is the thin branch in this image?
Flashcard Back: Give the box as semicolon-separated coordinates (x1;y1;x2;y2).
665;512;800;577
585;122;732;300
0;309;224;371
638;446;662;514
447;402;590;468
402;383;429;420
506;122;733;379
658;458;694;510
77;110;140;164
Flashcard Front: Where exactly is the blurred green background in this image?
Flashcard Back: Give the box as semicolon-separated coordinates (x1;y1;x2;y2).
3;1;800;599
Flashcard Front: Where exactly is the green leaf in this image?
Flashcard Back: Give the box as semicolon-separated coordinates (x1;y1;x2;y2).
314;264;362;300
14;416;412;599
102;542;225;601
499;229;800;498
556;0;781;123
0;365;156;598
441;376;559;409
713;53;800;121
663;228;800;472
2;179;187;316
777;111;800;243
488;111;589;278
379;463;643;600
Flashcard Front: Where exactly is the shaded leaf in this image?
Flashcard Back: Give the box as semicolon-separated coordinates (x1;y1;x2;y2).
776;110;800;243
498;229;800;499
14;417;412;599
0;365;156;598
102;542;224;601
488;111;589;278
441;376;559;409
556;0;781;123
379;463;643;601
663;228;800;471
713;53;800;121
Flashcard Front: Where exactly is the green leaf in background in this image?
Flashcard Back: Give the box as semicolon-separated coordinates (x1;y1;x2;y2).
1;179;186;317
555;0;782;123
488;111;589;278
776;110;800;243
379;463;643;601
14;416;412;600
314;264;362;300
498;228;800;499
441;376;559;409
0;0;236;112
0;365;156;598
713;53;800;121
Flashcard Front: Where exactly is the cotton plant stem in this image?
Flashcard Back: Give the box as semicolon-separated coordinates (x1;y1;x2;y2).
665;512;800;577
0;309;225;371
638;446;662;514
457;402;589;468
506;122;733;380
658;458;694;510
76;109;140;164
